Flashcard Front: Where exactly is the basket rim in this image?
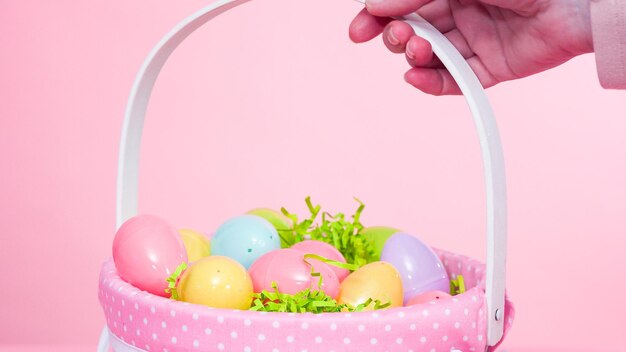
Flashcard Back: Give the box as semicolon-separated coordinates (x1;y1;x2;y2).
99;248;517;352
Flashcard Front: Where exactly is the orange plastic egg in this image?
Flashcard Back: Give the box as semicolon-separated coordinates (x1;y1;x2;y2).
337;261;403;310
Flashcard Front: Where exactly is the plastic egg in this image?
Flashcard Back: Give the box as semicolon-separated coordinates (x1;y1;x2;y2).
177;256;253;309
360;226;401;262
337;261;403;310
112;215;187;297
246;208;294;247
405;290;451;306
380;233;450;304
211;215;281;269
249;249;340;298
178;229;211;262
291;240;349;281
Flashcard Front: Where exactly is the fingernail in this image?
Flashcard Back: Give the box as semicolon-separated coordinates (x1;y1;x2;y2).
387;28;399;46
406;44;415;60
365;0;385;9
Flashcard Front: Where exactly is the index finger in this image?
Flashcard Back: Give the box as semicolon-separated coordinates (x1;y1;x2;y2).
349;8;392;43
364;0;434;17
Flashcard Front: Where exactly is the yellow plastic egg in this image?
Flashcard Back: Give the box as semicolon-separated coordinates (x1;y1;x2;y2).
177;256;253;310
337;261;403;310
179;229;211;262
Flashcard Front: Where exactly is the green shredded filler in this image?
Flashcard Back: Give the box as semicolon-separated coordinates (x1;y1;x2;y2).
282;197;374;267
303;253;360;271
249;282;390;313
450;275;466;295
165;262;188;300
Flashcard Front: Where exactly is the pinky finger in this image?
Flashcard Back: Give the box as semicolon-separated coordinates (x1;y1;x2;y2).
404;68;462;95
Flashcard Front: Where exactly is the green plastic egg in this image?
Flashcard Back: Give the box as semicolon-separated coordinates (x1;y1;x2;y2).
360;226;401;262
246;208;294;247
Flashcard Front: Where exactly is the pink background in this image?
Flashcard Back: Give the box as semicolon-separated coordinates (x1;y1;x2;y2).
1;0;625;351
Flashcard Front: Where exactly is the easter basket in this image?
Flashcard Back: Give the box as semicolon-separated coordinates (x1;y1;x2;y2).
97;1;515;351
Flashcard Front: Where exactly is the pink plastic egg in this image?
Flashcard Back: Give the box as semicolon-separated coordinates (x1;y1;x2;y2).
405;290;452;306
248;249;340;298
291;240;349;281
113;215;188;297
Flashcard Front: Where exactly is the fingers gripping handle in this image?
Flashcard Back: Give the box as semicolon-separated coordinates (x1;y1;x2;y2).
102;1;507;350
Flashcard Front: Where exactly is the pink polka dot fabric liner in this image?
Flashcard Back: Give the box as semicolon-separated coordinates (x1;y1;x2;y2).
99;249;514;352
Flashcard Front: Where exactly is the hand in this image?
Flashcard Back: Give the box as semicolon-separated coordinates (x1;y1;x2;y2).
349;0;593;95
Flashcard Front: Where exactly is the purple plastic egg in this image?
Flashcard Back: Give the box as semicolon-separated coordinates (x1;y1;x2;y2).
380;233;449;304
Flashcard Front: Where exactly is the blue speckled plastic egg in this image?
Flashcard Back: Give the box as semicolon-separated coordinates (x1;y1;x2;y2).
211;215;281;269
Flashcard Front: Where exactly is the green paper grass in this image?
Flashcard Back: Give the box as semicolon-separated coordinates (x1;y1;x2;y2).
302;253;360;290
249;282;390;313
282;197;374;267
303;253;360;272
450;275;466;296
165;262;188;300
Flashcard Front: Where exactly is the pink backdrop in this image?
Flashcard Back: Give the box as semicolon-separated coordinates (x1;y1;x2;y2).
1;0;625;351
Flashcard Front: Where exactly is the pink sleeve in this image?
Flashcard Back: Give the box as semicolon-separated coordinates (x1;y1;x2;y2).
590;0;626;89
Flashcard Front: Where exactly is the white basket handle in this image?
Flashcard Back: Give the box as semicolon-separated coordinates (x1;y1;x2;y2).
103;0;508;349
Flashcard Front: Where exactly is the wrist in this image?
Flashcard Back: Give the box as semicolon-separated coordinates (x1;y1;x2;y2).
574;0;593;54
546;0;593;56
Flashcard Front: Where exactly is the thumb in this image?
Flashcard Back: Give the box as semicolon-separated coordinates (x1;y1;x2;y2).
364;0;434;17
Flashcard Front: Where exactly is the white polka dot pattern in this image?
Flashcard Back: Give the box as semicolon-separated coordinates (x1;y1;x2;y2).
98;249;515;352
